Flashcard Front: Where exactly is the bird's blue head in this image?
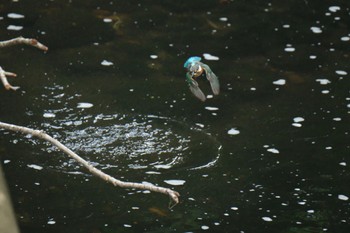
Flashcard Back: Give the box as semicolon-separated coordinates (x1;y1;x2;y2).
183;56;201;69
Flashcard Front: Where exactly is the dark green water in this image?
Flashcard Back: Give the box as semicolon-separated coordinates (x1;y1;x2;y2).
0;0;349;232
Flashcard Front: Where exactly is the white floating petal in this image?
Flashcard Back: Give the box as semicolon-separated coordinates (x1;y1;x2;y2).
262;217;273;222
27;164;43;170
273;79;286;85
7;25;23;31
43;113;56;118
101;60;114;66
7;13;25;19
203;53;219;61
205;106;219;111
293;117;305;123
329;6;340;12
267;148;279;154
310;27;322;34
164;179;186;186
335;70;347;75
338;194;349;201
77;102;93;108
316;79;331;85
227;128;240;135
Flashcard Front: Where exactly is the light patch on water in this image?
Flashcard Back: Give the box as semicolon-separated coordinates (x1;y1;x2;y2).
4;160;10;164
282;24;290;28
205;106;219;111
338;194;349;201
293;117;304;123
231;206;239;210
341;36;350;41
27;164;43;170
284;45;295;52
273;79;286;85
43;112;56;118
333;117;341;121
329;6;341;12
47;219;56;225
316;79;331;85
150;55;158;59
227;128;240;135
123;224;132;228
203;53;219;61
219;17;228;22
101;60;114;66
310;26;322;34
77;102;93;108
335;70;347;76
207;95;213;99
321;90;329;94
103;18;112;23
7;13;25;19
262;217;273;222
164;179;186;186
7;25;23;31
339;162;347;166
201;225;210;230
267;148;279;154
292;123;302;127
309;55;317;59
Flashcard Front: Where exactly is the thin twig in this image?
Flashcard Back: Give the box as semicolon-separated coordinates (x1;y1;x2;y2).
0;121;180;205
0;37;48;90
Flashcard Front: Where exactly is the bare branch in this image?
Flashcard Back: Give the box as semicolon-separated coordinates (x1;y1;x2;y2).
0;37;48;90
0;121;180;205
0;36;48;51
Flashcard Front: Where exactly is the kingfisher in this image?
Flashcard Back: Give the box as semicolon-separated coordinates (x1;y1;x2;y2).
183;56;220;101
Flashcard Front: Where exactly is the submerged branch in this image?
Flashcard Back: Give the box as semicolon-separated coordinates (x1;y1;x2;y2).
0;121;180;205
0;37;48;90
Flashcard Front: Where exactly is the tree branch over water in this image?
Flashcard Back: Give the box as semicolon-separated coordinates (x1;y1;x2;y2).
0;37;180;205
0;122;180;205
0;37;48;90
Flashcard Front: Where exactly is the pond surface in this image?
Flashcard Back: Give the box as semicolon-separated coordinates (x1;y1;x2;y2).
0;0;350;232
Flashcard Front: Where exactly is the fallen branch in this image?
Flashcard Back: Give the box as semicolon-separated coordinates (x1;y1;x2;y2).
0;37;48;90
0;121;180;205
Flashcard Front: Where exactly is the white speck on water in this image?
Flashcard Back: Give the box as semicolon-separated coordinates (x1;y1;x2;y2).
282;24;290;28
103;18;112;23
164;179;186;186
27;164;43;170
150;55;158;59
77;102;93;108
341;36;350;41
333;117;341;121
325;146;332;150
321;90;329;94
292;123;302;127
231;207;239;210
293;117;305;123
298;201;306;205
145;171;161;175
34;182;40;186
101;60;114;66
7;13;25;19
316;79;331;85
4;160;10;164
207;95;213;99
219;17;228;22
228;128;240;135
203;53;219;61
195;123;205;128
201;225;210;230
124;224;132;228
250;87;256;91
7;25;23;31
339;162;347;166
284;47;295;53
154;164;171;169
329;6;341;12
43;112;56;118
310;26;322;34
335;70;347;75
307;210;315;214
47;220;56;225
267;148;279;154
338;194;349;201
131;206;140;210
205;106;219;111
273;79;286;85
262;217;273;222
309;55;317;59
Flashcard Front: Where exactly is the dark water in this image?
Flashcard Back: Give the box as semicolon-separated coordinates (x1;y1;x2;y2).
0;0;349;232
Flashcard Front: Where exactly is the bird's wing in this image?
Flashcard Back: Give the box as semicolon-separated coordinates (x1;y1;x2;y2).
186;73;206;101
201;63;220;95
